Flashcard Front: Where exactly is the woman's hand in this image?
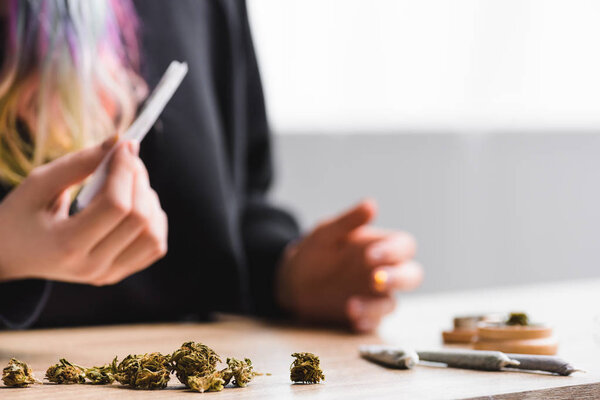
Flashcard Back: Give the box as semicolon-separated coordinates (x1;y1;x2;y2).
0;140;168;285
276;199;423;333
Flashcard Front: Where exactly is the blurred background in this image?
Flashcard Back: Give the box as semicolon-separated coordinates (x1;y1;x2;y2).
247;0;600;292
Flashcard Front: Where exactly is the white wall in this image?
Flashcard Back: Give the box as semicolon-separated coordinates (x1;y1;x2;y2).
249;0;600;133
271;133;600;292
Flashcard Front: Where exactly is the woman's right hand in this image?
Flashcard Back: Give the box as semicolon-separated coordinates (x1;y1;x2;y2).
0;140;168;286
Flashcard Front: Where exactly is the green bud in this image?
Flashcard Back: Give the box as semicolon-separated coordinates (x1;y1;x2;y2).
2;358;38;387
226;357;254;387
114;353;171;390
290;352;325;384
85;357;118;385
170;342;220;387
506;312;529;326
187;371;225;393
219;367;233;386
45;359;85;384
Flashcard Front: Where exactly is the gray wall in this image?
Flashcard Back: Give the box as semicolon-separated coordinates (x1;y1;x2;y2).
271;133;600;292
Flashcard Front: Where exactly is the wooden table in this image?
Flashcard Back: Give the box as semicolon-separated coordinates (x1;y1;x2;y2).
1;279;600;399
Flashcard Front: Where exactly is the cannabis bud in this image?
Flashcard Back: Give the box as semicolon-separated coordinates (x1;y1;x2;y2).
45;359;86;384
114;353;171;390
85;357;118;385
2;358;38;387
187;371;225;393
290;352;325;384
170;342;220;386
506;312;529;326
219;367;233;386
226;357;254;387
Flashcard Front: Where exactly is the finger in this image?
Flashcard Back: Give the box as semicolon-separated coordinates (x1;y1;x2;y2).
59;142;137;250
365;232;417;268
346;295;396;332
349;226;401;243
93;202;166;286
111;205;167;275
27;137;115;204
87;159;152;268
371;261;424;293
98;248;161;286
320;199;377;238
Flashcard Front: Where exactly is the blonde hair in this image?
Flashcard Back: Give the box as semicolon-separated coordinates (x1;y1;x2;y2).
0;0;146;185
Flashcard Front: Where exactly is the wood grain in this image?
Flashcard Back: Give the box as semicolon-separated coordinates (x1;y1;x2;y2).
1;279;600;399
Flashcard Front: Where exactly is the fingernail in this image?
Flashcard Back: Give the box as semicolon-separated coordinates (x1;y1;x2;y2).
368;243;386;262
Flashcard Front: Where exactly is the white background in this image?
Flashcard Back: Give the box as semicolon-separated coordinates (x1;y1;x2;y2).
248;0;600;134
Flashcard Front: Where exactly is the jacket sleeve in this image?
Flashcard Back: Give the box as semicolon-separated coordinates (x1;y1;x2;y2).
239;2;300;317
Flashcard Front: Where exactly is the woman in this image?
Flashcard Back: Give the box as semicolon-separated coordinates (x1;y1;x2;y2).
0;0;423;331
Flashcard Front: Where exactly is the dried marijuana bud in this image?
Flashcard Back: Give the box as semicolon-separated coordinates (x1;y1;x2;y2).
187;371;225;393
85;357;118;385
2;358;38;387
45;359;85;384
226;357;254;387
506;312;529;326
114;353;171;390
219;367;233;386
170;342;220;386
290;352;325;384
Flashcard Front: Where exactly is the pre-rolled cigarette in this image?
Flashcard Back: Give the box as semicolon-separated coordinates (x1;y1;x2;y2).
506;354;582;376
417;349;520;371
359;345;419;369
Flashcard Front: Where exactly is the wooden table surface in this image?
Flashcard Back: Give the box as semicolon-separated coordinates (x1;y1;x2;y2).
1;279;600;399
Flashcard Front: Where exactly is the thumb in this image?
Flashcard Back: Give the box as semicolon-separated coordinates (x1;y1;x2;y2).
324;198;377;237
27;137;115;203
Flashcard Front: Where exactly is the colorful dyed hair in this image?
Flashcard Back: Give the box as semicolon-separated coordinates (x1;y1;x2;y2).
0;0;146;185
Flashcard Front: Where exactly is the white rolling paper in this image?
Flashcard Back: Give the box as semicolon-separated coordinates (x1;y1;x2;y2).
73;60;188;212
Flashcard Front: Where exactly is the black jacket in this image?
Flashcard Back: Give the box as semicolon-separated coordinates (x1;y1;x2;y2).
0;0;299;329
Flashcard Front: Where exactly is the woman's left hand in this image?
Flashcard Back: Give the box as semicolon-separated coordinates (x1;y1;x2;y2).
276;199;423;333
